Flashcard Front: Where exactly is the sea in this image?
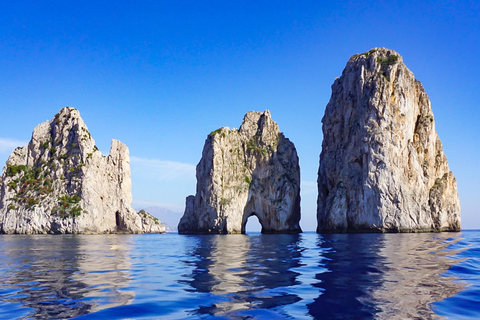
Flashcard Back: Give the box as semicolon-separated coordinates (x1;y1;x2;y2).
0;231;479;320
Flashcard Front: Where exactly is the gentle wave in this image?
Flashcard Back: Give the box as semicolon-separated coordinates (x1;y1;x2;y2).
0;231;478;319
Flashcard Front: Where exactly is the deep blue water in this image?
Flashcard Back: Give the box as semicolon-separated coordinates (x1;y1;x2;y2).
0;231;479;320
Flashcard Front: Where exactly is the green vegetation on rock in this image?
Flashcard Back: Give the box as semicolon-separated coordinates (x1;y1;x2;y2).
247;136;269;155
53;194;83;218
5;164;55;210
209;128;222;136
377;55;398;65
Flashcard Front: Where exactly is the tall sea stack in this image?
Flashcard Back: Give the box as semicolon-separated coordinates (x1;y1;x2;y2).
317;48;460;233
178;110;301;234
0;107;165;234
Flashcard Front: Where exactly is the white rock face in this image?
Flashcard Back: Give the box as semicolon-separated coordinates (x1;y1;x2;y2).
0;107;165;234
317;48;461;233
178;110;301;234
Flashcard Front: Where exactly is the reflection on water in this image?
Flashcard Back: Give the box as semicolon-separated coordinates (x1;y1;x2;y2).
308;234;386;319
0;232;473;319
372;233;465;319
0;235;134;319
183;234;303;318
309;233;465;320
73;236;134;312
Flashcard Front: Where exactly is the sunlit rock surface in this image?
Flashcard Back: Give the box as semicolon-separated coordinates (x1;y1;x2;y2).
317;48;461;233
0;107;165;234
178;110;301;234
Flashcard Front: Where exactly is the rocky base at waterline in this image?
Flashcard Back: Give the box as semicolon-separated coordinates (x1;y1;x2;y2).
317;48;461;233
178;110;301;234
0;107;165;234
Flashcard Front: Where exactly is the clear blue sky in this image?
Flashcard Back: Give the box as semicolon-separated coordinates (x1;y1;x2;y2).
0;1;479;231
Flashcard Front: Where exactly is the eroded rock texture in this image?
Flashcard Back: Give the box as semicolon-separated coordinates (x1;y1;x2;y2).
0;107;165;234
178;110;301;234
317;48;461;233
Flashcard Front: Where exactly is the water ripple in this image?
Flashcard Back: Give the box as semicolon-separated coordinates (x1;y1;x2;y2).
0;232;478;319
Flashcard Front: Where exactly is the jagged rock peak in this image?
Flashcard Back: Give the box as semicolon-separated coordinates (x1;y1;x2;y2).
317;48;461;233
178;110;301;234
0;107;165;234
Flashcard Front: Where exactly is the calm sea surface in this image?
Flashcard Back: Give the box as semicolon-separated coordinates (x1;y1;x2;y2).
0;231;479;319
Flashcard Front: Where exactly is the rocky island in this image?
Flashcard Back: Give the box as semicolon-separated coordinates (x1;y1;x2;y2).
178;110;301;234
317;48;461;233
0;107;165;234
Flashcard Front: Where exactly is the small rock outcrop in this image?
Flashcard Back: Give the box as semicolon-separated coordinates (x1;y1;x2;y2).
317;48;461;233
178;110;301;234
0;107;165;234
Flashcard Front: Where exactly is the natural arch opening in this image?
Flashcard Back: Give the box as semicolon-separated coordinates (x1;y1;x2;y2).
243;214;263;234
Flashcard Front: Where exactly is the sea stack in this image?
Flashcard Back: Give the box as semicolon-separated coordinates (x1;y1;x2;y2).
317;48;461;233
0;107;165;234
178;110;301;234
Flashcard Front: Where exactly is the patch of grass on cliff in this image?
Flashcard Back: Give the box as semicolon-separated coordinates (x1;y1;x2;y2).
377;55;398;65
81;127;91;139
53;194;82;218
209;128;222;136
378;70;390;81
209;128;226;138
25;197;39;209
247;137;269;156
7;181;17;190
219;197;231;206
6;165;27;177
6;164;55;209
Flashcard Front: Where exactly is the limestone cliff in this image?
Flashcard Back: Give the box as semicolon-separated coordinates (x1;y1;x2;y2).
0;107;165;234
178;110;301;234
317;48;461;233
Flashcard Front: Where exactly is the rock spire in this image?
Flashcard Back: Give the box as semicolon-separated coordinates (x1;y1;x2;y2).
317;48;461;232
178;110;301;234
0;107;165;234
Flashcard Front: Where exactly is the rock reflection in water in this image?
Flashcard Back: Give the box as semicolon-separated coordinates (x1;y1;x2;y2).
308;233;385;319
182;234;303;318
0;235;133;319
309;233;465;320
370;233;465;319
72;235;135;313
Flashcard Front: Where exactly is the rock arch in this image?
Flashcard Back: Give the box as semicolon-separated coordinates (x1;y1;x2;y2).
241;212;262;233
178;110;302;234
